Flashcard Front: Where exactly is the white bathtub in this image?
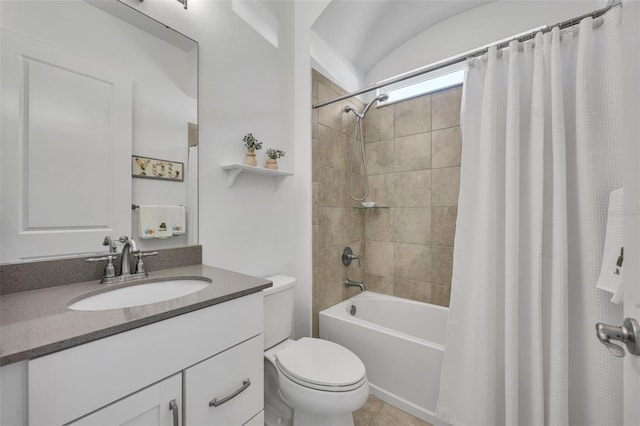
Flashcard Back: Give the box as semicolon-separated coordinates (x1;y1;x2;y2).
319;291;449;425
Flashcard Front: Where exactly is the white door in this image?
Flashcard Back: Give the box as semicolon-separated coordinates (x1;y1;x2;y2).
68;374;182;426
622;3;640;426
0;29;132;262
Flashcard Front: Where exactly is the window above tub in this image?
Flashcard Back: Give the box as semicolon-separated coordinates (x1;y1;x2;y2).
376;63;465;106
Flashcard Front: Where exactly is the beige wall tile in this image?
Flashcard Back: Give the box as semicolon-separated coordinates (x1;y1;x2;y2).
431;207;457;246
346;209;365;243
365;208;393;242
364;241;394;277
316;245;347;291
364;273;394;295
368;174;395;206
432;126;461;168
395;132;431;172
335;133;352;172
432;283;452;307
364;104;394;142
312;224;319;261
395;278;432;304
432;86;462;130
318;167;346;207
431;167;460;206
318;83;342;131
392;208;431;244
318;283;344;312
366;139;395;176
316;125;337;168
394;243;431;282
432;245;453;285
394;170;431;207
317;207;347;248
394;94;431;137
312;182;320;225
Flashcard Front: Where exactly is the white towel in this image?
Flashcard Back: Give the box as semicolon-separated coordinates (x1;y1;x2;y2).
138;205;186;239
596;188;624;304
170;205;186;236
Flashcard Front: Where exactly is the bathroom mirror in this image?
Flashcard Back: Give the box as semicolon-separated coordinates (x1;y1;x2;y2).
0;0;198;263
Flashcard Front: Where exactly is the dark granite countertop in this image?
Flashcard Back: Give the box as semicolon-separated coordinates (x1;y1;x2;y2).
0;264;271;366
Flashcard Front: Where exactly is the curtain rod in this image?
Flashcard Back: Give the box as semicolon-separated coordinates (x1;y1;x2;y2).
312;1;621;110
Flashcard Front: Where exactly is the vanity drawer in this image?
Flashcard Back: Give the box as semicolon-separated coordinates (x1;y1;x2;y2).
185;334;263;426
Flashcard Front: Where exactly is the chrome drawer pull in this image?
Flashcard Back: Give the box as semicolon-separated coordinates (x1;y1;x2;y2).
209;378;251;407
169;399;179;426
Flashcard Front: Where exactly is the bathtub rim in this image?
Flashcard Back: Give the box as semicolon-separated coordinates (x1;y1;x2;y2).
319;291;447;351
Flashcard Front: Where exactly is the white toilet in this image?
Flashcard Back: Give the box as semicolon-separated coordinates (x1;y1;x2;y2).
263;275;369;426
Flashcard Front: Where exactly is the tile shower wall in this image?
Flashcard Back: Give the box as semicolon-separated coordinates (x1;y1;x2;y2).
311;69;461;336
362;88;461;306
311;69;365;338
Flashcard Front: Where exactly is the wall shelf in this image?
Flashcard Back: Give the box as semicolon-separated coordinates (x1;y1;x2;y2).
352;206;390;210
221;163;293;190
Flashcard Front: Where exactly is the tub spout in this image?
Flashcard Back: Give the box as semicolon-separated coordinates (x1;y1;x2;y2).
344;279;366;292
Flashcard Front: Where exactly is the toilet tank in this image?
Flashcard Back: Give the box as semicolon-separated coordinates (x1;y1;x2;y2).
263;275;296;350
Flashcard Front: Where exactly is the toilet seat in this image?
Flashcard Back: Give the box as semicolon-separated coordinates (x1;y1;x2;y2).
275;337;366;392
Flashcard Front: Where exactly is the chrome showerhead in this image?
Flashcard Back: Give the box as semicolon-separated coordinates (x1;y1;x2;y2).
362;93;389;116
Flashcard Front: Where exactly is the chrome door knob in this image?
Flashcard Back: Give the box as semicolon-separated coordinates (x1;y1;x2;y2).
596;318;640;357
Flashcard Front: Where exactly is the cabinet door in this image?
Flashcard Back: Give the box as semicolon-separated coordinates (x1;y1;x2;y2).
69;374;181;426
185;335;263;426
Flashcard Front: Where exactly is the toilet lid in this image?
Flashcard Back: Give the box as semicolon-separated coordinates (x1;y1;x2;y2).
275;338;366;391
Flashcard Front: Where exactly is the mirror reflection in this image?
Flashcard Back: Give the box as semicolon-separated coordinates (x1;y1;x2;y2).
0;0;198;263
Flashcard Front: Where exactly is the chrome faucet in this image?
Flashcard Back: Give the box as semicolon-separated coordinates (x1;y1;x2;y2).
344;279;366;292
118;235;138;276
86;235;157;283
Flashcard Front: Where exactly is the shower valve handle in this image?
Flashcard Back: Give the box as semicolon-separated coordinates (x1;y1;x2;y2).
342;247;361;267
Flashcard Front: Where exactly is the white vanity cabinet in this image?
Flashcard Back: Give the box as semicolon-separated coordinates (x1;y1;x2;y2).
25;292;263;426
68;374;182;426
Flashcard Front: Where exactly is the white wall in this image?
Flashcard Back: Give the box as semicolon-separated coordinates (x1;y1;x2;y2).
366;1;599;86
118;0;299;301
310;30;365;95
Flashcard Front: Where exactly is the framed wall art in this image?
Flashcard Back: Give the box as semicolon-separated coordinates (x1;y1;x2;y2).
132;155;184;182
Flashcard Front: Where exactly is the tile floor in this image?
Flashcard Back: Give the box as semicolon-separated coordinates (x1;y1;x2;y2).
354;395;433;426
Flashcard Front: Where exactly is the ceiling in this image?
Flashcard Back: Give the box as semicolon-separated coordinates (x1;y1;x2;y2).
312;0;495;74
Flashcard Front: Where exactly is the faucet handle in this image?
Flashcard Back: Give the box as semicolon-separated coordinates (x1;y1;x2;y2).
85;255;117;279
133;251;158;274
118;235;130;244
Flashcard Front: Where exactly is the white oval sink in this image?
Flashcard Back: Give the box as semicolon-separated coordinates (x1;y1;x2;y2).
68;279;211;311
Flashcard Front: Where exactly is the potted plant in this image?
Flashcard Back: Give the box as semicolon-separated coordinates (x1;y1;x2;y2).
265;148;286;170
242;133;262;166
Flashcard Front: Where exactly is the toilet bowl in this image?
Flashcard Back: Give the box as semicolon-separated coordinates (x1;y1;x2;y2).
263;276;369;426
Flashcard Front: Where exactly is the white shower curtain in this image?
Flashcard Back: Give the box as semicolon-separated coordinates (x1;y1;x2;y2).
436;7;623;426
